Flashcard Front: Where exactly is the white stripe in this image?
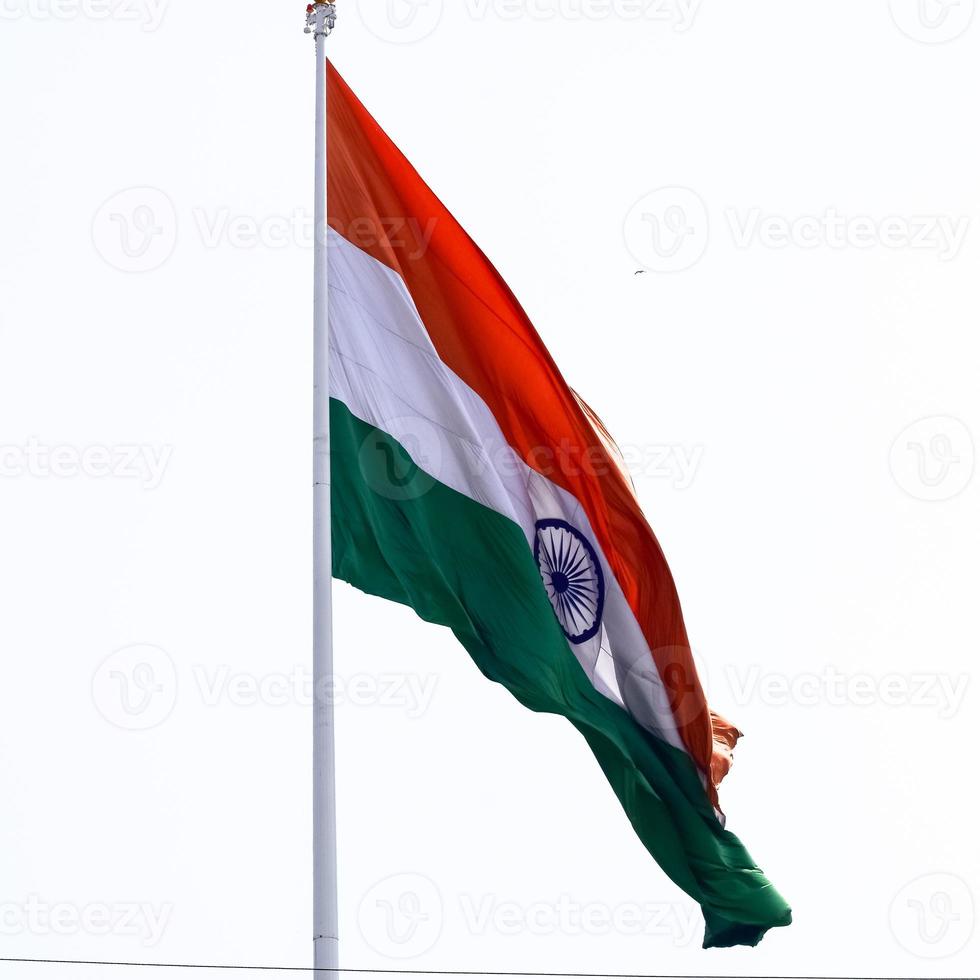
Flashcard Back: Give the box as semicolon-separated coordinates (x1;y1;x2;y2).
328;229;687;755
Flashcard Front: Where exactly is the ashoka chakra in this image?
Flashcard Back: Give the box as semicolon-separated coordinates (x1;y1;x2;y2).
534;518;605;645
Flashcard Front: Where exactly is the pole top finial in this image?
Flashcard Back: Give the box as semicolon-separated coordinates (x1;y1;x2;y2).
305;0;336;38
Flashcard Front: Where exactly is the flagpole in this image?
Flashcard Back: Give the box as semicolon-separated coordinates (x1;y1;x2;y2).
307;1;339;975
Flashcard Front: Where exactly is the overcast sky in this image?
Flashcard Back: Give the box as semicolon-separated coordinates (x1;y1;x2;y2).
1;2;978;978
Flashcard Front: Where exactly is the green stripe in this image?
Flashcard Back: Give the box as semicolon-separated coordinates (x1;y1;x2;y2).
331;399;791;948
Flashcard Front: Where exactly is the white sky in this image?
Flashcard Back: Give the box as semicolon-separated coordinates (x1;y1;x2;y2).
1;2;978;978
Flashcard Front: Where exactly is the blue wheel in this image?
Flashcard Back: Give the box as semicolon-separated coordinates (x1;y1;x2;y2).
534;518;605;645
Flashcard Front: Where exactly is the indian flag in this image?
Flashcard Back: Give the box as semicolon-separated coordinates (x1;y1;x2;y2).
326;63;791;949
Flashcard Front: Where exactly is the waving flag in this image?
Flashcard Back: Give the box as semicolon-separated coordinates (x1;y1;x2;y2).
326;62;791;948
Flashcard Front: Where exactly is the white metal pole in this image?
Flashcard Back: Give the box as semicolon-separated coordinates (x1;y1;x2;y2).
308;1;338;975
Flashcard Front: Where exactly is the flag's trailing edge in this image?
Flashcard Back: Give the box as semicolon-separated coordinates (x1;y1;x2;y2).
325;62;791;949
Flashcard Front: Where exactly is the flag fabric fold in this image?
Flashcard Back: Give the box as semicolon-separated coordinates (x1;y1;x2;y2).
325;62;791;948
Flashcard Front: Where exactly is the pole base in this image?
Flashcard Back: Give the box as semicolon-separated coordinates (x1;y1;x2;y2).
314;935;339;976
